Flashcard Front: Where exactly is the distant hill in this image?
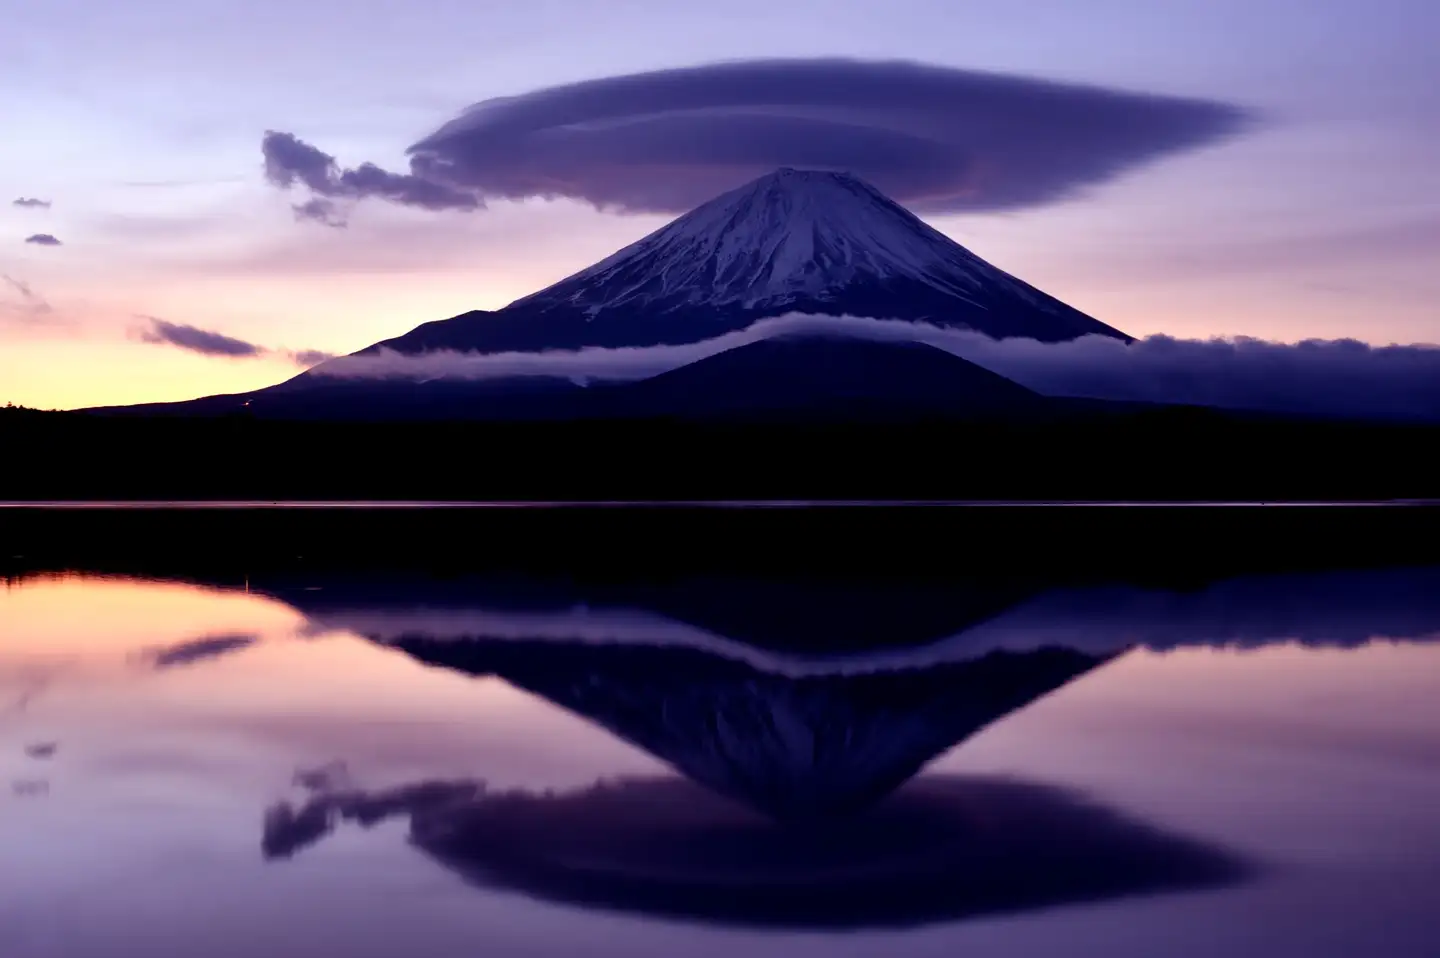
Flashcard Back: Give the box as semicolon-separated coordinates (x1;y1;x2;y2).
583;335;1045;420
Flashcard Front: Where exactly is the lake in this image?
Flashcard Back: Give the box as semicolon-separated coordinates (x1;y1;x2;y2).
3;506;1440;957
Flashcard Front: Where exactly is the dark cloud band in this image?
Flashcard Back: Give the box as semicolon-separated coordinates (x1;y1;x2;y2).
145;633;259;669
137;317;266;357
133;316;332;367
263;58;1250;221
1;275;54;322
23;233;62;246
262;131;481;224
13;197;51;209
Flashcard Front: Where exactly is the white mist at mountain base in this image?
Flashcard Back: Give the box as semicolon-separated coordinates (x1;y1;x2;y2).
314;313;1440;421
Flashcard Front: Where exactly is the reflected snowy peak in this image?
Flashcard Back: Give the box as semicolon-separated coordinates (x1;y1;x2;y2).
393;639;1109;817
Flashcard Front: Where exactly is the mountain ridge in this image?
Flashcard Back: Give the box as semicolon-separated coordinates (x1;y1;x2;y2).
88;167;1130;420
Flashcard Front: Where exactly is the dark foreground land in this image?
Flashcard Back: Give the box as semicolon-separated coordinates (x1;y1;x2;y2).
1;404;1437;501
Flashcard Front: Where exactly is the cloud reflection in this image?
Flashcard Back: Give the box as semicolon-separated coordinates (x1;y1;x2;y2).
262;774;1250;928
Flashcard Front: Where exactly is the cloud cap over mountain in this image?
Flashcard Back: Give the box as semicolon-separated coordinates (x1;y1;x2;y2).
265;59;1250;220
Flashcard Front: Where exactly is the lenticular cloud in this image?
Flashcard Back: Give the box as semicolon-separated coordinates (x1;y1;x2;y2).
264;59;1249;223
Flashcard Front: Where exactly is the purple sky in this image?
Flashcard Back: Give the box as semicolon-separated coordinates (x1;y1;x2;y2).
2;0;1437;408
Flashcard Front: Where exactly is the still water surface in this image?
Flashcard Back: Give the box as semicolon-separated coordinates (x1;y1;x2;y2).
3;568;1440;956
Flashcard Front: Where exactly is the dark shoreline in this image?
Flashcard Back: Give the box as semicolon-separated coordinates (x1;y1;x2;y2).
6;503;1439;586
3;407;1438;502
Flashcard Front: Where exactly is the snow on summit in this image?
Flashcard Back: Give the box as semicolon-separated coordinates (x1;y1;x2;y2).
523;168;996;311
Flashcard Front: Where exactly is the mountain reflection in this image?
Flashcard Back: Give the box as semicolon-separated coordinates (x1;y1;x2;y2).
254;565;1440;819
263;774;1250;929
238;565;1440;927
398;640;1111;817
9;562;1427;928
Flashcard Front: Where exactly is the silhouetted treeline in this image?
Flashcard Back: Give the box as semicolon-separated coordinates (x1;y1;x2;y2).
1;404;1436;501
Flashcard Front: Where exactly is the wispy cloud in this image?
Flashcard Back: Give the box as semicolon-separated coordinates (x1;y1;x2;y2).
1;275;56;323
116;177;247;189
311;313;1440;422
12;197;51;209
262;58;1249;222
290;197;347;228
131;315;335;367
136;317;265;357
262;131;480;226
23;234;62;246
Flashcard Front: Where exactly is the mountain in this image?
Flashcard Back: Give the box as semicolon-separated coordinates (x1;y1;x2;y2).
362;167;1128;356
90;167;1127;420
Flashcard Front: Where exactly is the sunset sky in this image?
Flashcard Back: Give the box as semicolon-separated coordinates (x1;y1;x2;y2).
4;0;1437;410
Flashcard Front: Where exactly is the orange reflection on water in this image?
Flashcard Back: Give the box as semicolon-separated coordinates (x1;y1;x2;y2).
0;574;666;798
5;571;1440;958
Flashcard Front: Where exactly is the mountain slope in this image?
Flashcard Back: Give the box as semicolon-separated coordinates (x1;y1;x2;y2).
586;335;1045;419
89;167;1128;420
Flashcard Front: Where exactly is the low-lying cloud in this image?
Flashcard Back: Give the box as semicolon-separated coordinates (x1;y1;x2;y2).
23;233;62;246
311;313;1440;422
290;348;338;367
13;197;51;209
263;58;1248;223
133;316;335;367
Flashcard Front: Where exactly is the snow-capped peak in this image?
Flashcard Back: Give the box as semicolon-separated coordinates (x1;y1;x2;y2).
514;167;1006;313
